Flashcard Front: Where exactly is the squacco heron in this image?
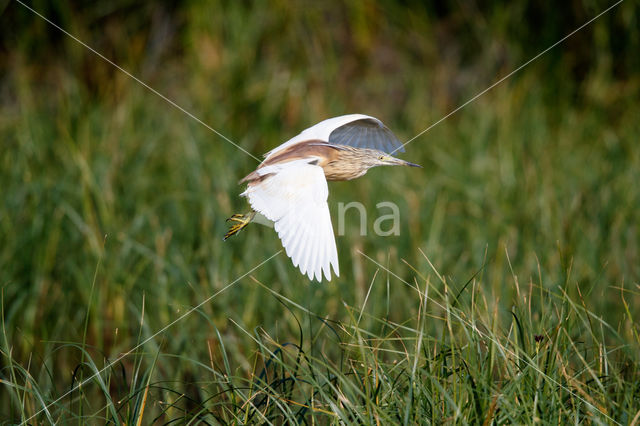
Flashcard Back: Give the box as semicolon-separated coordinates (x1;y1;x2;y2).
225;114;420;282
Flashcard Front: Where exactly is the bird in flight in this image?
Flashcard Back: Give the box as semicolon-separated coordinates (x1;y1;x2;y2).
224;114;421;282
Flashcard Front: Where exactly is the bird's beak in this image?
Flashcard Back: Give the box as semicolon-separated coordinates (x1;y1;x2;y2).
403;160;422;168
383;156;422;168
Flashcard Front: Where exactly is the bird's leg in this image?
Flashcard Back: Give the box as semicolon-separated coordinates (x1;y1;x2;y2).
223;211;256;240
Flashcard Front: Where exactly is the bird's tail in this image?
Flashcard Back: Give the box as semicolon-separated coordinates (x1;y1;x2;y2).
223;212;256;240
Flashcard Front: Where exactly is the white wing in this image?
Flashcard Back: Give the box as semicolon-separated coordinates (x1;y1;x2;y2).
241;159;339;282
265;114;403;159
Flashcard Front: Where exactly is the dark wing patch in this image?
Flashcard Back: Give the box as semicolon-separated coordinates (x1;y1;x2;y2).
328;118;404;153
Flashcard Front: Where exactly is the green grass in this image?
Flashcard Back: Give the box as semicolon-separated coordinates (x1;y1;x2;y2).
1;1;640;424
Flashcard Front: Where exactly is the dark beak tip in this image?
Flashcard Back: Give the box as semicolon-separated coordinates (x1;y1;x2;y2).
408;162;422;168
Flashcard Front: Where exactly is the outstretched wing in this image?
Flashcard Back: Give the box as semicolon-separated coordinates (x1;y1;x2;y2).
328;117;404;153
265;114;403;159
241;159;339;281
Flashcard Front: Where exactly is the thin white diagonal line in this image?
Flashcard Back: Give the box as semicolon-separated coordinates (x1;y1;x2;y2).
22;250;283;424
14;0;262;163
391;0;625;156
357;250;622;425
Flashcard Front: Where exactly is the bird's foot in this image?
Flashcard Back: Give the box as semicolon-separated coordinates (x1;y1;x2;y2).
223;212;255;240
227;214;247;222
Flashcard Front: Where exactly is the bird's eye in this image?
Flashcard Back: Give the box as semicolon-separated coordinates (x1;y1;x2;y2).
379;156;385;160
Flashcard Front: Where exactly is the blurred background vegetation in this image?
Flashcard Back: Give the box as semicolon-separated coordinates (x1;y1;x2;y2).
1;0;639;423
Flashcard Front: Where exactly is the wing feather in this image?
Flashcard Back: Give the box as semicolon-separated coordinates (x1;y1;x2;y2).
265;114;403;159
242;160;339;282
297;219;312;275
328;118;404;153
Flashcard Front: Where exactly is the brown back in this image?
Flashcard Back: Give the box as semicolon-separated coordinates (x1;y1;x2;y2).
240;140;342;184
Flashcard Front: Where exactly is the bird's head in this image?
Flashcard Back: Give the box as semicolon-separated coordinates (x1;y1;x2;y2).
327;146;422;180
365;149;422;169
